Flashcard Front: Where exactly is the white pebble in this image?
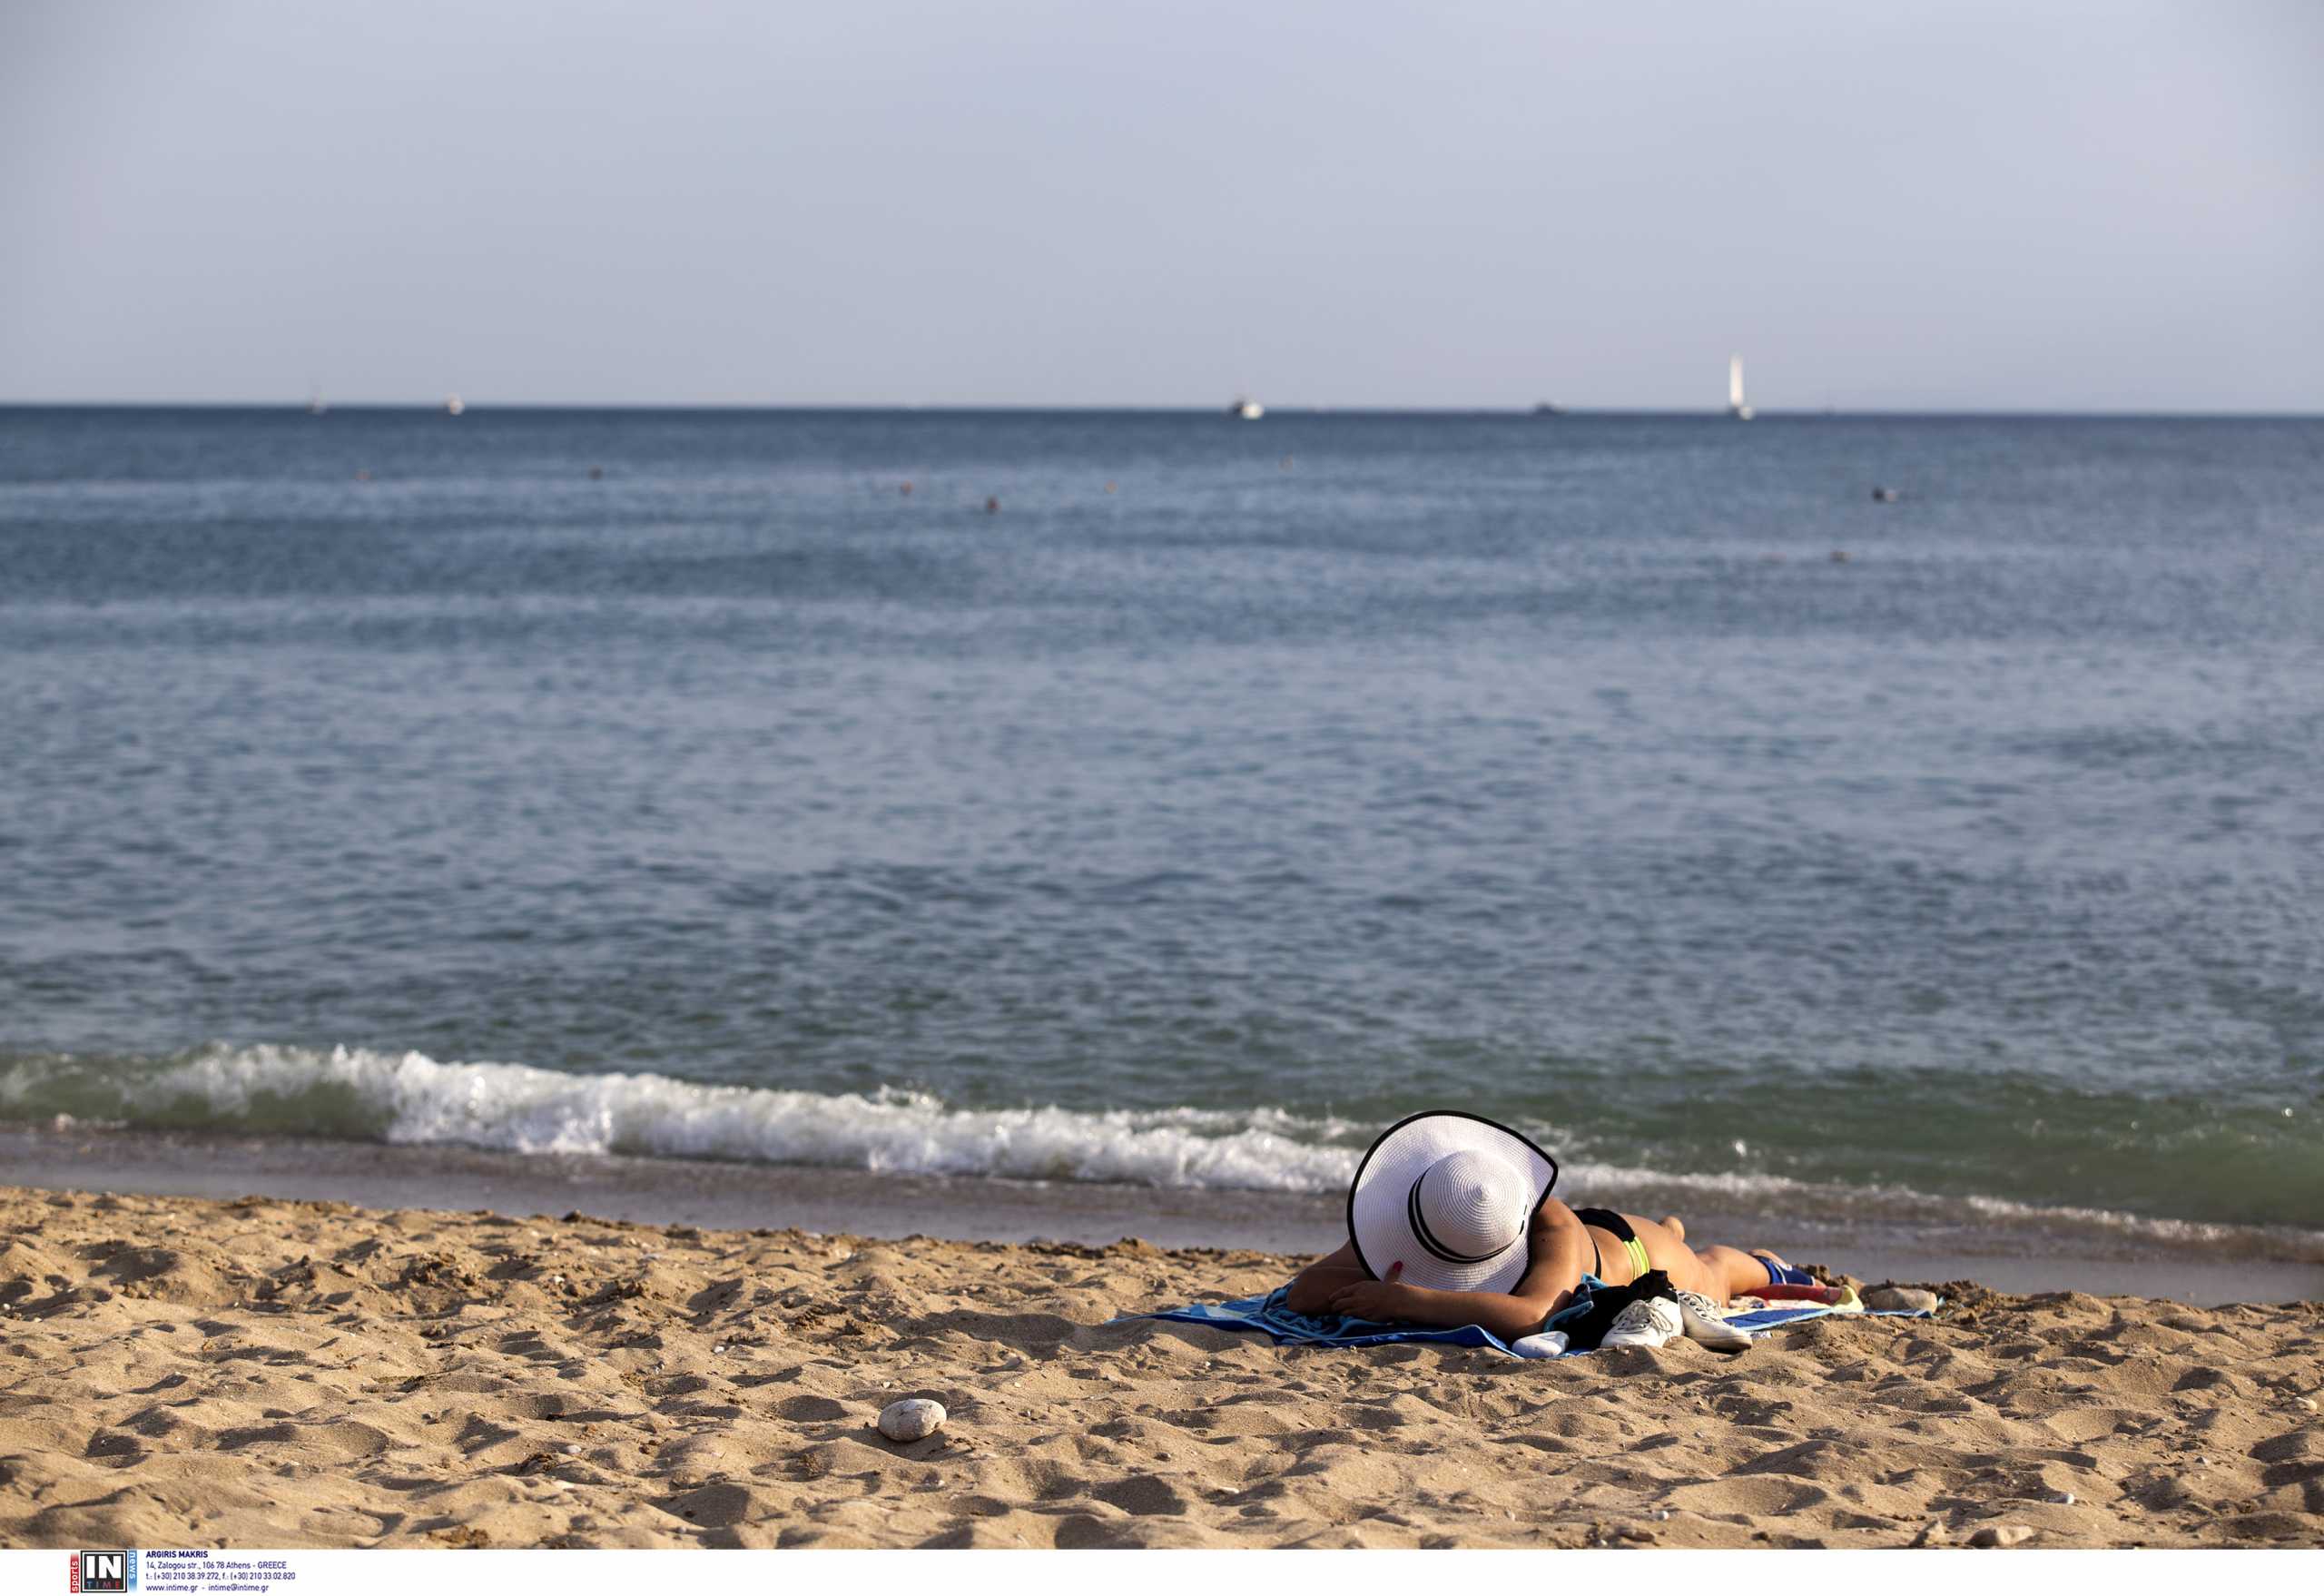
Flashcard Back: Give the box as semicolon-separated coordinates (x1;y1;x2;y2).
878;1397;946;1442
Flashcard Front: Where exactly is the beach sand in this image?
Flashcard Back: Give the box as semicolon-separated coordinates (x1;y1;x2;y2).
2;1185;2319;1549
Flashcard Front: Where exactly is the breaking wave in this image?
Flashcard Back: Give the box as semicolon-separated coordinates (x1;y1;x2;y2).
0;1042;1364;1192
6;1042;2320;1263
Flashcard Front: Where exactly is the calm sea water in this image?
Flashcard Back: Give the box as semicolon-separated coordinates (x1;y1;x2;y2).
3;407;2319;1243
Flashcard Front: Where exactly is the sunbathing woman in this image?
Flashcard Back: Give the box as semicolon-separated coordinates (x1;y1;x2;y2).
1282;1110;1807;1344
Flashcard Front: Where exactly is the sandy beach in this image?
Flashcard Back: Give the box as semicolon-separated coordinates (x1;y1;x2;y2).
2;1185;2319;1550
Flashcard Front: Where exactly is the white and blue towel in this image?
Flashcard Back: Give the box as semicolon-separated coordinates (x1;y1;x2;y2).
1128;1284;1938;1360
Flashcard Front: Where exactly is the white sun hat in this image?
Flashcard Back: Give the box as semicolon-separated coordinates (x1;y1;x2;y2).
1346;1109;1560;1295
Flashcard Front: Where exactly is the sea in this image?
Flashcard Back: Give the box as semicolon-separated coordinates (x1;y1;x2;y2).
4;407;2319;1292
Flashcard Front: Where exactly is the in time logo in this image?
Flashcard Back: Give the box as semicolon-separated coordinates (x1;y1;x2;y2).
71;1551;136;1593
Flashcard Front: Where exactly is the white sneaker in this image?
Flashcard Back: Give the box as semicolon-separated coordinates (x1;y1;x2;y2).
1674;1289;1752;1352
1599;1295;1683;1349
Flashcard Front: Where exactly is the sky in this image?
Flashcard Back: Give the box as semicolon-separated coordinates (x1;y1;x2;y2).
3;1;2319;410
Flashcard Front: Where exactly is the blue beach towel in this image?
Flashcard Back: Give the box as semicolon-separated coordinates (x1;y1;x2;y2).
1128;1284;1938;1360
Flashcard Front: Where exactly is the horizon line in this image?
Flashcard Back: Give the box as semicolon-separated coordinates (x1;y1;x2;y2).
5;400;2320;420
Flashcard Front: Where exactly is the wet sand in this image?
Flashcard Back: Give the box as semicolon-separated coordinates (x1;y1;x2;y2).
5;1126;2320;1305
2;1185;2319;1548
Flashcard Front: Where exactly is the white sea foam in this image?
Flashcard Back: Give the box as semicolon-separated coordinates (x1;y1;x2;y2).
5;1043;2319;1260
1556;1158;2324;1258
0;1043;1364;1192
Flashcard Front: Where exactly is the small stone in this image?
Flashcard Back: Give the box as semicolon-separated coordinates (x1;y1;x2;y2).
878;1398;946;1442
1969;1524;2034;1548
1651;1510;1670;1522
2297;1397;2319;1413
1864;1286;1940;1313
2052;1492;2075;1505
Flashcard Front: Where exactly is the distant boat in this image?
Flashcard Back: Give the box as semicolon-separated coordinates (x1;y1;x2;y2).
445;394;466;417
1533;401;1565;417
1230;397;1264;420
306;389;327;417
1728;355;1754;421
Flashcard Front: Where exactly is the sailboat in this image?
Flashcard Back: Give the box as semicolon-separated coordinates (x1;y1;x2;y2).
1229;397;1264;420
445;394;466;417
305;387;328;417
1728;355;1754;421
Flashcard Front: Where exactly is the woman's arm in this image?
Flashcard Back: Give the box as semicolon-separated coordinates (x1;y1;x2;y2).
1520;1197;1592;1316
1321;1198;1592;1338
1322;1277;1542;1340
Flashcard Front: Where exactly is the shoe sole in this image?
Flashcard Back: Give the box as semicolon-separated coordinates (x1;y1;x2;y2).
1600;1329;1678;1349
1680;1315;1752;1352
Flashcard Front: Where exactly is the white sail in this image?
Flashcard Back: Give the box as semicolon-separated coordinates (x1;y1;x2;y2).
1728;355;1745;409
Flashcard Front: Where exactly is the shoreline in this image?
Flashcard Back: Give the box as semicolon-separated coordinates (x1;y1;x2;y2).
1;1182;2318;1548
5;1124;2321;1306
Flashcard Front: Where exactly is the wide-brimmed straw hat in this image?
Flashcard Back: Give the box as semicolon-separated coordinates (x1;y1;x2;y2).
1346;1110;1560;1295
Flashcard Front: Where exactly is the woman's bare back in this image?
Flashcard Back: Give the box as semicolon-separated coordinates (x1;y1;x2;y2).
1583;1211;1787;1303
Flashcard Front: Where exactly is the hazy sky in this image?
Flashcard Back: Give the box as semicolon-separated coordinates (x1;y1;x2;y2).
4;1;2319;409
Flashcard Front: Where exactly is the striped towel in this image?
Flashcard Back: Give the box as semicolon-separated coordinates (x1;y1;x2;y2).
1127;1284;1938;1360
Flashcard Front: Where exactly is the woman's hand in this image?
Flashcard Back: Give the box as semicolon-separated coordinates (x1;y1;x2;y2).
1325;1263;1413;1322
